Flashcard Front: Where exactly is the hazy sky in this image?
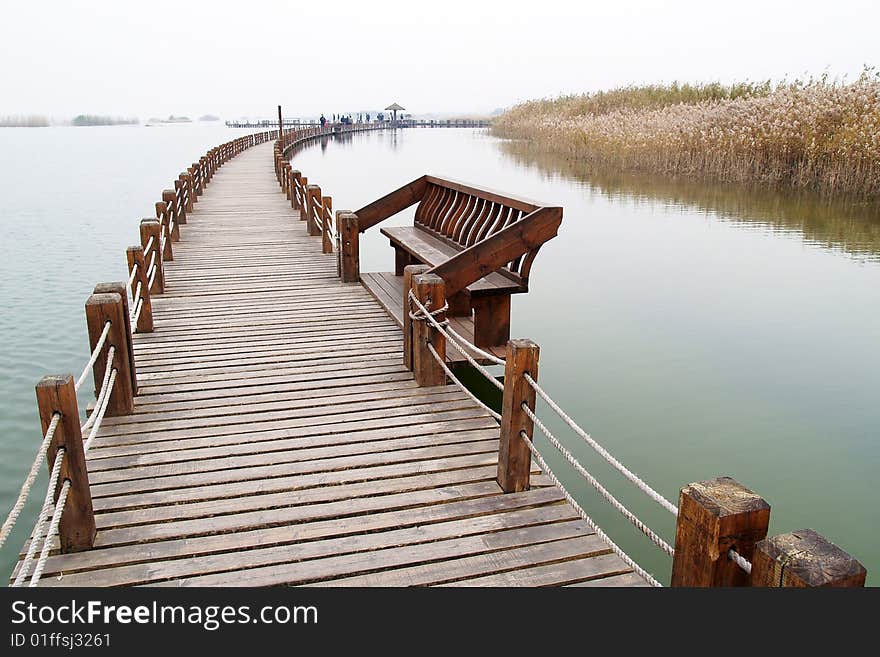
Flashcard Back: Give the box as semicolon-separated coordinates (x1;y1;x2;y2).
2;0;878;119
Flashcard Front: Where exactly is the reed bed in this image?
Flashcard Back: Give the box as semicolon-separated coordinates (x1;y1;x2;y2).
493;75;880;198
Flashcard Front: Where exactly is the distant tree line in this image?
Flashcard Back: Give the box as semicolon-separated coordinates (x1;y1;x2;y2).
71;115;139;126
0;115;50;127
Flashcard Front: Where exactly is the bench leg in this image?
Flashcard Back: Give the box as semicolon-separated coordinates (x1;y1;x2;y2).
473;295;511;349
394;245;415;276
447;291;471;317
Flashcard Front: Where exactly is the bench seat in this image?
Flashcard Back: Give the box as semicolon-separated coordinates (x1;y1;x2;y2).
381;225;524;298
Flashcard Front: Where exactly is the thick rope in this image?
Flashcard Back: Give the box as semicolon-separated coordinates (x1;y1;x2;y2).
129;280;142;310
130;297;143;331
524;373;678;516
74;321;111;392
519;430;662;587
0;414;60;550
127;263;138;288
446;325;505;365
147;264;157;291
80;346;115;434
522;402;674;556
83;368;117;452
29;479;70;587
12;448;65;587
728;548;752;574
143;235;155;256
426;343;501;421
147;249;157;273
408;291;503;391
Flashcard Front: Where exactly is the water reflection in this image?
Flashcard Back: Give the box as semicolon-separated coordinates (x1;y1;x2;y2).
498;139;880;262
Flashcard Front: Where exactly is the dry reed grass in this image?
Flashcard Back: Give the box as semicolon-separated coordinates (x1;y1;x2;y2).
493;73;880;198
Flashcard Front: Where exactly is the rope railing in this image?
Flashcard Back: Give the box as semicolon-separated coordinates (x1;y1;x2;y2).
426;343;501;421
0;414;60;550
74;321;110;392
523;373;679;516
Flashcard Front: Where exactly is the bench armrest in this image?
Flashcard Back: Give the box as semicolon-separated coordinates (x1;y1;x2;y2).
427;206;562;296
354;176;428;232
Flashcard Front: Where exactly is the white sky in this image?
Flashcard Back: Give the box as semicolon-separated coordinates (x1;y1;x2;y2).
2;0;878;119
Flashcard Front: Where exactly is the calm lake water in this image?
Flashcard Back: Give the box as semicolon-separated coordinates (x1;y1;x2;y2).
1;126;878;584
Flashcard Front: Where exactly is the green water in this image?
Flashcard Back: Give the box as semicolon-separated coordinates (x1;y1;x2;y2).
0;126;877;585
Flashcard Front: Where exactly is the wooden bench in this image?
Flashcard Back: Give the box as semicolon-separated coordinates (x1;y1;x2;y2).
350;175;562;353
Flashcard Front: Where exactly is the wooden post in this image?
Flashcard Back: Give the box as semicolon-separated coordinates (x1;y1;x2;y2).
497;339;539;493
307;185;322;237
34;375;96;552
322;195;333;253
181;173;194;212
189;164;200;201
93;282;137;396
278;105;283;140
670;477;771;587
161;189;180;236
473;295;511;348
411;273;446;387
84;292;135;416
126;245;153;333
199;157;208;188
338;211;360;283
173;179;187;224
139;219;164;294
751;529;866;587
402;264;430;370
298;176;308;220
291;170;301;209
157;199;179;243
155;202;173;262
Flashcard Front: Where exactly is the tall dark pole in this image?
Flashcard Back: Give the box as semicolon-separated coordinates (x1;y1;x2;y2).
277;105;283;138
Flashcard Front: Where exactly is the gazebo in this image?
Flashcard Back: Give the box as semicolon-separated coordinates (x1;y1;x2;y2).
385;102;405;123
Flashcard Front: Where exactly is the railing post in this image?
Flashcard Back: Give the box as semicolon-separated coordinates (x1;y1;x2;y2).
156;199;179;244
751;530;866;587
93;282;137;395
337;211;360;283
34;375;95;552
189;164;201;200
402;264;430;370
181;172;195;212
411;273;447;387
497;339;540;493
126;245;153;333
173;179;187;224
140;219;164;294
161;189;180;237
307;185;322;237
291;170;301;209
670;477;770;586
298;176;309;220
85;291;135;416
321;195;333;253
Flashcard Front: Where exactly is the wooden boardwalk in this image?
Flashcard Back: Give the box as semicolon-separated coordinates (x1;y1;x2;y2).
17;142;645;587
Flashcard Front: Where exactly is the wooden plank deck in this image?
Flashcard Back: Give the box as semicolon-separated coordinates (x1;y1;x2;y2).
16;142;645;587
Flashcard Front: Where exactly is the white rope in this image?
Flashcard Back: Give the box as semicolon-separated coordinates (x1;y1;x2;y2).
147;249;157;273
12;448;65;587
144;235;155;256
446;325;505;365
130;298;143;331
130;281;142;311
408;291;503;391
147;264;157;291
127;263;138;288
728;548;752;575
426;343;501;421
524;373;679;517
29;479;70;587
81;347;115;434
519;430;663;587
84;368;117;452
0;414;60;550
74;321;111;392
522;402;674;556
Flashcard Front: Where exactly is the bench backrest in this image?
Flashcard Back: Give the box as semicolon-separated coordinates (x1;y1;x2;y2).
356;174;562;296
